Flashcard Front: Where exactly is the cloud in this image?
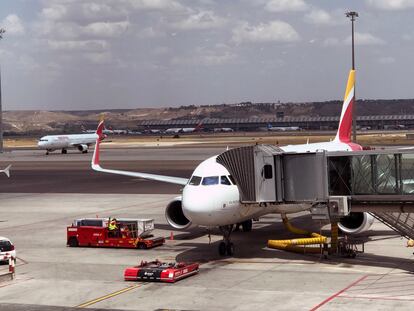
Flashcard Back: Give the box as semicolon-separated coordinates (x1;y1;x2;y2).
83;21;130;37
232;21;300;44
377;56;396;64
137;26;165;38
366;0;414;10
265;0;308;12
172;11;226;30
305;9;334;25
83;51;113;64
127;0;187;12
47;39;109;52
345;32;385;45
0;14;25;35
171;45;237;66
324;32;385;46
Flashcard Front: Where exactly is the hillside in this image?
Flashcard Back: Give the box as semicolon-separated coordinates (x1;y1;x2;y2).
3;99;414;134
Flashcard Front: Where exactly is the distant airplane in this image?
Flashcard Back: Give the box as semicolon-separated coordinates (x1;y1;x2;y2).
267;124;301;132
0;165;11;177
38;123;105;155
213;128;234;133
165;122;203;134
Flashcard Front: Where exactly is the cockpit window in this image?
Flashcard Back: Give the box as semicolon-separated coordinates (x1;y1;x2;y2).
189;176;202;186
220;176;231;185
228;175;236;185
39;139;48;142
202;176;219;185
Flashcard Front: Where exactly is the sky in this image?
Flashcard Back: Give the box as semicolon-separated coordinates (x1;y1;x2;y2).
0;0;414;111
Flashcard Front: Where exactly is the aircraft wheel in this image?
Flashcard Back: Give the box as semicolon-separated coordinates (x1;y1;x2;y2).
218;241;226;256
62;149;67;154
82;150;88;154
226;242;235;256
242;220;252;232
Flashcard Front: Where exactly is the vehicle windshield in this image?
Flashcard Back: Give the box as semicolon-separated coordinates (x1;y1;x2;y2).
189;175;202;186
0;240;13;252
202;176;219;185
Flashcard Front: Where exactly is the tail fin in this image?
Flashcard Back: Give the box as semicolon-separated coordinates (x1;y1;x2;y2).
334;70;355;143
92;121;104;168
95;120;105;139
1;164;11;178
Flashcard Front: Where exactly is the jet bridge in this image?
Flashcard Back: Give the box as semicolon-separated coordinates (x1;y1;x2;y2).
216;145;414;240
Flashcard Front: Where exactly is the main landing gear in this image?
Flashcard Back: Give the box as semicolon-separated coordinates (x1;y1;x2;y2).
218;225;234;256
61;149;67;154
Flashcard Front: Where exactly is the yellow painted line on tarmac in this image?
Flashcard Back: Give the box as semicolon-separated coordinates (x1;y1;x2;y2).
75;284;143;308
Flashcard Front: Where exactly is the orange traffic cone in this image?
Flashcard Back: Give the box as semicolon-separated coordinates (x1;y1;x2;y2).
170;231;174;241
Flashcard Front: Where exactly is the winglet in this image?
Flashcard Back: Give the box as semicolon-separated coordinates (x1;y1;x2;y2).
92;121;104;170
334;69;355;143
1;164;11;178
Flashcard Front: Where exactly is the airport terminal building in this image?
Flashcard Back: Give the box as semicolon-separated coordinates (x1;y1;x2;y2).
137;114;414;132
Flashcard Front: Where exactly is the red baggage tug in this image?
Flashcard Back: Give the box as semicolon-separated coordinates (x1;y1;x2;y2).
124;260;199;283
67;218;165;249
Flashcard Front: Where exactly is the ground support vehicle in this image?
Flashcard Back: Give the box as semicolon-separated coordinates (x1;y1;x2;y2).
124;260;199;283
67;218;165;249
0;237;16;264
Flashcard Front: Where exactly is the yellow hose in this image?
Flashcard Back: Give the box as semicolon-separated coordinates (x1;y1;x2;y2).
268;216;327;254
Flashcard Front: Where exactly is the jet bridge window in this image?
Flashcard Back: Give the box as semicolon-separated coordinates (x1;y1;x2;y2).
262;164;273;179
220;176;231;185
189;176;202;186
202;176;219;185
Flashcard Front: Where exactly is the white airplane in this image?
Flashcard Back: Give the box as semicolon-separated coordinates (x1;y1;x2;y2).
92;69;373;256
164;128;182;134
268;125;301;132
0;165;11;177
214;128;234;133
38;124;105;155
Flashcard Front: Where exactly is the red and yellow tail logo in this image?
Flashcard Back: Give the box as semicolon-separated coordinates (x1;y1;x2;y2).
335;70;355;143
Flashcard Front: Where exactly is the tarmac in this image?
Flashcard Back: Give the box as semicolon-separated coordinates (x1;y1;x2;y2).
1;147;414;310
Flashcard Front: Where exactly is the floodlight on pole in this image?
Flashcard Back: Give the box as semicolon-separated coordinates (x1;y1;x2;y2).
0;28;5;153
345;11;358;142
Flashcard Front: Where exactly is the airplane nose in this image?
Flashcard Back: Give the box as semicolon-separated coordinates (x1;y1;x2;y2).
182;185;240;226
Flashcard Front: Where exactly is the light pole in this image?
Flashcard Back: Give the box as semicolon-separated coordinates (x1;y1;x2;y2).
345;11;358;142
0;28;5;153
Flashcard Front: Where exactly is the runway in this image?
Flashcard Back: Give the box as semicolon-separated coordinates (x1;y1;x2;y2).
0;147;224;193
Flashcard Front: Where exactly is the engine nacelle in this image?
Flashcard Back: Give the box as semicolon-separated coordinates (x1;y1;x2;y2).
165;197;192;229
338;212;375;234
77;144;88;152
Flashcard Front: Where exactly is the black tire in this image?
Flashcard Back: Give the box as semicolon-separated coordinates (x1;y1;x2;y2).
68;237;79;247
82;150;88;154
137;243;147;249
242;220;252;232
226;242;235;256
218;241;226;256
62;149;67;154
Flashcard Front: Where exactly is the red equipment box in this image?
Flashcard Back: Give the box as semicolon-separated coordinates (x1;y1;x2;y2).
124;260;199;283
67;218;165;249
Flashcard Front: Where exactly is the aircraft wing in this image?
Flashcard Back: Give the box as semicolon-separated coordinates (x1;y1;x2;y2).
91;121;188;186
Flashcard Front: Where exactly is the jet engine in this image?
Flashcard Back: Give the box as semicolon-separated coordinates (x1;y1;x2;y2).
77;144;88;153
338;212;375;234
165;197;192;229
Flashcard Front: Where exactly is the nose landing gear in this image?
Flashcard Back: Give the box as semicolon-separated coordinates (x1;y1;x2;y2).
218;225;234;256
